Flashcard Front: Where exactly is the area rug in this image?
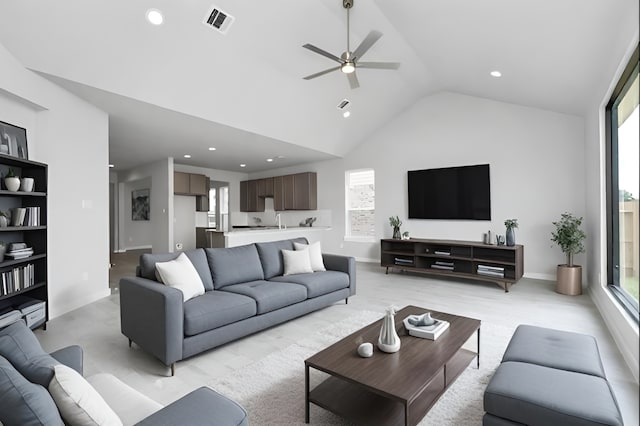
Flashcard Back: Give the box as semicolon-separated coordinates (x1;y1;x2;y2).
209;311;516;425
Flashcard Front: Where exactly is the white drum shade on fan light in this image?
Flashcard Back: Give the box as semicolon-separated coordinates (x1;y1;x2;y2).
302;0;400;89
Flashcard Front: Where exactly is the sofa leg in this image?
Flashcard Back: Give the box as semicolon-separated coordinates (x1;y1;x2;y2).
170;363;176;377
345;298;349;304
128;339;132;348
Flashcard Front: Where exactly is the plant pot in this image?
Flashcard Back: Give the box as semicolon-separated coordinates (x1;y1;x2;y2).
4;177;20;192
20;177;34;192
392;226;401;239
556;264;582;295
506;228;516;246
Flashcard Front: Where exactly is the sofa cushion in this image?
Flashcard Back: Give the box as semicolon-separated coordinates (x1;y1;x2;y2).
282;249;314;275
222;281;308;314
270;271;350;298
155;253;206;302
139;249;214;291
49;364;123;426
294;241;326;272
205;244;264;289
502;324;606;378
255;238;308;279
0;320;59;387
183;291;257;336
0;354;64;426
88;373;162;426
484;361;623;426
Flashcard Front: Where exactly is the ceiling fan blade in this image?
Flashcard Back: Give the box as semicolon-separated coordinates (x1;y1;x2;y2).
357;61;401;70
347;72;359;89
303;66;341;80
302;44;343;64
352;30;382;60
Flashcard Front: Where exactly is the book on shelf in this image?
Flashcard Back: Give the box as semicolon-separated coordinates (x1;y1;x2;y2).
0;264;35;296
394;257;414;265
477;264;504;272
403;315;450;340
477;269;504;278
434;250;450;256
431;264;454;270
434;261;454;267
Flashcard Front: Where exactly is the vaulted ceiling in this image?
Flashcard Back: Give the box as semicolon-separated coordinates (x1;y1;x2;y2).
0;0;636;172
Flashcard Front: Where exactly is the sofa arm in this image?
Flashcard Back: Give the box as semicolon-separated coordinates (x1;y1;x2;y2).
50;345;83;375
323;253;356;296
135;387;248;426
119;276;184;367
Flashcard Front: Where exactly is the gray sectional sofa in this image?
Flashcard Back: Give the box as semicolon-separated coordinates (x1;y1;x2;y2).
484;324;623;425
0;320;248;425
119;237;356;374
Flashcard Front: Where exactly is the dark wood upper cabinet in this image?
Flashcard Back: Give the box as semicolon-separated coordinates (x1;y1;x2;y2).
174;172;208;196
241;172;316;212
174;172;190;194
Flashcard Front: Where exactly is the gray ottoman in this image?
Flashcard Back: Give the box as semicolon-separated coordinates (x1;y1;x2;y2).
483;325;623;426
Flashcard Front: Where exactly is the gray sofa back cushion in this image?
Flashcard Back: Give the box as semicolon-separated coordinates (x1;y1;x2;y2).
0;355;65;426
255;238;308;279
0;320;60;387
139;249;214;291
206;244;265;289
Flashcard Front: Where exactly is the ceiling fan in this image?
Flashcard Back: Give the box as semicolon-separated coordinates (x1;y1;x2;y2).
302;0;400;89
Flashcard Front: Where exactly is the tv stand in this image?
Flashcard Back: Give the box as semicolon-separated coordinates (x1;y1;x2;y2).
380;238;523;292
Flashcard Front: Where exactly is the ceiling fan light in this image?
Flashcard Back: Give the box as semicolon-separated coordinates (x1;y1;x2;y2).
341;62;355;74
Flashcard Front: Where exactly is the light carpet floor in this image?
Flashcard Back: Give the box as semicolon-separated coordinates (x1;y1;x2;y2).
208;310;515;425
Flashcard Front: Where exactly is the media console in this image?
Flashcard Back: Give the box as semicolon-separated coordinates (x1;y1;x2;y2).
380;238;523;292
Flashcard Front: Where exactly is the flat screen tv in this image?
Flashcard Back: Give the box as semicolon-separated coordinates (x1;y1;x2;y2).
408;164;491;220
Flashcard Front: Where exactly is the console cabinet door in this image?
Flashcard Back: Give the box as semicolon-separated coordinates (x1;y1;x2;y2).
174;172;190;195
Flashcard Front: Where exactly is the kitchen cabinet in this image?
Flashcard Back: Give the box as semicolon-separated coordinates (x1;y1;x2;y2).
174;172;208;196
241;172;317;212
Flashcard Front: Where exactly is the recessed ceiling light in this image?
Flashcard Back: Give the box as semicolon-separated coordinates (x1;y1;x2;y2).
184;154;191;158
343;111;351;118
146;9;164;25
240;163;246;168
490;70;502;78
108;164;115;168
208;147;217;151
266;158;274;162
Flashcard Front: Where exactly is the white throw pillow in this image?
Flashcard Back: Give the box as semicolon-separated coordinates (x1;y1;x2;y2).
155;253;206;302
293;241;326;272
282;248;313;275
48;364;123;426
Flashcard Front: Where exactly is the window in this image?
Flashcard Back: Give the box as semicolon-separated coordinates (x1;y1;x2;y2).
606;45;639;322
345;169;375;241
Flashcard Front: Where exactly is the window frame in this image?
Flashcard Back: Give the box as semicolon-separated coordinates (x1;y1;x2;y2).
344;168;375;243
605;44;640;323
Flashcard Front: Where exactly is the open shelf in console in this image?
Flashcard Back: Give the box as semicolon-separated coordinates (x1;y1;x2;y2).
381;238;523;292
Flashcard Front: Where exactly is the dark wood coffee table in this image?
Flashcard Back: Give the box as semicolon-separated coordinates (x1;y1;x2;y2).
305;305;480;425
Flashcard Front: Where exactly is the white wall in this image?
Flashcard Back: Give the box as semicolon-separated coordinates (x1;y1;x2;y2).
256;92;586;279
174;195;196;251
118;159;173;253
119;177;152;250
0;42;110;318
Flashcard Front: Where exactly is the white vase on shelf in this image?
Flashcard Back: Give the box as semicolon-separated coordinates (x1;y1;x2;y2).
4;176;20;192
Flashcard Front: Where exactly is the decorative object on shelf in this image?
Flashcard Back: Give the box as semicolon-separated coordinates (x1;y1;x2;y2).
3;168;20;192
551;212;586;295
20;177;35;192
484;230;494;245
0;211;8;228
0;120;29;159
131;188;150;221
357;342;373;358
389;216;402;239
403;314;450;340
504;218;518;246
377;306;401;353
299;217;317;227
496;235;505;246
0;241;5;262
401;231;410;240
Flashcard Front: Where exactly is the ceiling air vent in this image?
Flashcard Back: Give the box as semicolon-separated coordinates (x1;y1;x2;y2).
203;6;235;34
337;99;350;110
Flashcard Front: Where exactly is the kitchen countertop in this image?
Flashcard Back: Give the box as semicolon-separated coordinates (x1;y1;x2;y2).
204;226;331;235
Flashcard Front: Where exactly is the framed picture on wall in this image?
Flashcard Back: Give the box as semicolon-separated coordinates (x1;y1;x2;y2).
132;189;150;221
0;120;29;159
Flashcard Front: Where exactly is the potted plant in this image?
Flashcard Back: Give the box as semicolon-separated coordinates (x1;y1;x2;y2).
4;168;21;192
504;218;518;246
389;216;402;239
551;212;586;295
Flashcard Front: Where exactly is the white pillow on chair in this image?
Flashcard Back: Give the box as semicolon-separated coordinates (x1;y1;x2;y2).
154;253;205;302
294;241;326;272
282;249;313;275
